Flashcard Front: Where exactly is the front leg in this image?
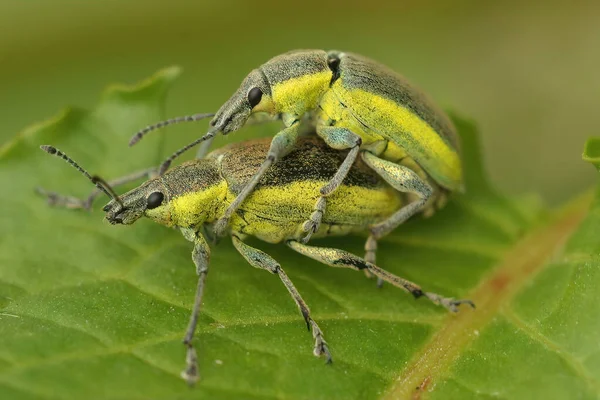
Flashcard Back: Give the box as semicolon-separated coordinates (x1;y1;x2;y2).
301;126;362;243
179;227;211;385
213;120;301;237
195;114;281;159
231;235;332;363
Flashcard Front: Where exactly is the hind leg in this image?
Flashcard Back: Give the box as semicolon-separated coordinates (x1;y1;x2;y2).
360;152;435;286
287;240;474;312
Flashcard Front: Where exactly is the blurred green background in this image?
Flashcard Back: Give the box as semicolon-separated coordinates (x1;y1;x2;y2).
1;0;598;204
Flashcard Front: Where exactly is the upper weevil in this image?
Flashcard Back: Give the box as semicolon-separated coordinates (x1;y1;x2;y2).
129;50;462;248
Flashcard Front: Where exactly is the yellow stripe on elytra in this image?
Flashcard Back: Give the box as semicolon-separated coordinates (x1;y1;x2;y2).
332;84;463;190
271;71;331;115
230;180;402;243
170;181;228;227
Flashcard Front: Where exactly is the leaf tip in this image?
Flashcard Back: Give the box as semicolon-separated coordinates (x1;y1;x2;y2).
101;65;182;102
0;107;84;160
582;137;600;171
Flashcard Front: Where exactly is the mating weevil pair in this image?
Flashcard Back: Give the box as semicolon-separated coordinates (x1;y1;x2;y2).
40;50;474;384
133;50;462;245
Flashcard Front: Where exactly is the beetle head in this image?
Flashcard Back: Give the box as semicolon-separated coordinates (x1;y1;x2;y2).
211;70;274;134
40;145;228;229
104;159;226;228
103;178;169;226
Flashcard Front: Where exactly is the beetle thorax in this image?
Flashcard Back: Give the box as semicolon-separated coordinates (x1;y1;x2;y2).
161;160;228;228
261;50;332;116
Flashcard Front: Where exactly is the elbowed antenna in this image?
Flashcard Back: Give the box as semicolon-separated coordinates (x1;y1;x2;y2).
129;113;215;146
157;129;218;175
91;176;123;207
40;145;124;209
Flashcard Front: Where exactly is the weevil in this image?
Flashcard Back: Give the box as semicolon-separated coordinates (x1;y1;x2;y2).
39;137;473;385
129;50;462;262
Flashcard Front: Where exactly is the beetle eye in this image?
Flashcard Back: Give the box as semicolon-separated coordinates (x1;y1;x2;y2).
146;192;164;209
247;87;263;108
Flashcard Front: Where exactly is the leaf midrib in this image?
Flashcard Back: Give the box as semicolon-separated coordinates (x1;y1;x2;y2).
384;191;595;400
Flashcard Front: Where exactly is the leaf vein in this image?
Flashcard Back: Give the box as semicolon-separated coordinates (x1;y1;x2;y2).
502;308;600;393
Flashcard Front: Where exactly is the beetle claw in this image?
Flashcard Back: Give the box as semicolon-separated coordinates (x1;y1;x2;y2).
424;292;476;313
301;219;319;243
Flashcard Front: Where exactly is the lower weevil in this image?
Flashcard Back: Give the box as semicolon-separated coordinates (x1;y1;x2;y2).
39;137;474;384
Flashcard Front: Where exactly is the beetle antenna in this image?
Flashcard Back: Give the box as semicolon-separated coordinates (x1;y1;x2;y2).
90;176;124;208
40;145;124;208
129;113;215;146
157;129;218;175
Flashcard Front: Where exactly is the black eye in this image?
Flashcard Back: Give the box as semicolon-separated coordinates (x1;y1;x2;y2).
146;192;164;209
247;87;263;108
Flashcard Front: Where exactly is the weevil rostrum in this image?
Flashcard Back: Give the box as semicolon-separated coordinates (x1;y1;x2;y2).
39;136;474;384
130;50;462;261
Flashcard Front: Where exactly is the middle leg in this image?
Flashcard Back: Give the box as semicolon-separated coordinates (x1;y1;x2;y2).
301;126;362;243
231;235;332;363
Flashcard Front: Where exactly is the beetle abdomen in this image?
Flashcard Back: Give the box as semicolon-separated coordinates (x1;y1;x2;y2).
336;52;459;150
322;52;463;191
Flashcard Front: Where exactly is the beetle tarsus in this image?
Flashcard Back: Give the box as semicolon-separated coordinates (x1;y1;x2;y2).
309;318;332;363
181;343;200;386
424;292;476;313
36;187;92;210
301;197;326;243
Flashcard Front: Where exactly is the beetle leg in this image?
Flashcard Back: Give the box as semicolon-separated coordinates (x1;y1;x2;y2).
364;235;380;285
180;227;211;385
232;235;332;363
287;240;475;312
195;114;282;159
360;152;435;287
301;126;362;243
361;151;433;239
36;167;157;210
213;122;301;237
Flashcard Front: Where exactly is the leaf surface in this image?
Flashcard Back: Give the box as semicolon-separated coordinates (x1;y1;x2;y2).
0;70;597;400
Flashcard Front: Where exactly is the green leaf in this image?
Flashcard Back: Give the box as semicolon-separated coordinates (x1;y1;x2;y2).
583;137;600;171
0;69;598;400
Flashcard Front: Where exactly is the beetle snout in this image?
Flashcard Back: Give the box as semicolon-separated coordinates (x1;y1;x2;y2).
212;112;246;134
108;214;124;225
221;116;237;134
103;202;126;225
211;95;251;134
